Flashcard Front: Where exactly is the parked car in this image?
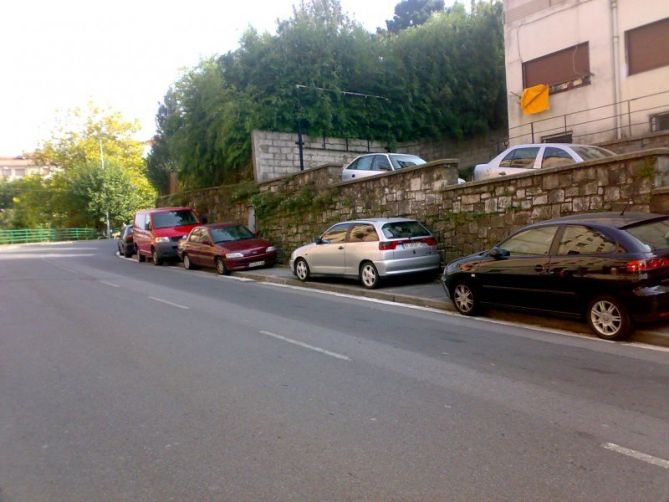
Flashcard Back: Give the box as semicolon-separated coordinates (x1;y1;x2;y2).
473;144;615;181
133;207;202;265
116;224;135;258
178;223;277;275
441;212;669;341
289;218;440;289
341;153;427;182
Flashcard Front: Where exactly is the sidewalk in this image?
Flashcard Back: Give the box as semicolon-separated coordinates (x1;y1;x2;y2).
236;266;669;348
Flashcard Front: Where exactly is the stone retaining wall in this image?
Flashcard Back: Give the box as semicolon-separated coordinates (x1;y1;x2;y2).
159;149;669;264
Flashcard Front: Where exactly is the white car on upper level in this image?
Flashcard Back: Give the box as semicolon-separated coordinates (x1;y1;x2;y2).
341;153;426;182
473;143;616;181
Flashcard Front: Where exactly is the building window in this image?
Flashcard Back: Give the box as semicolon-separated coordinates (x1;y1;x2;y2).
541;132;573;144
626;18;669;76
522;43;590;93
651;112;669;132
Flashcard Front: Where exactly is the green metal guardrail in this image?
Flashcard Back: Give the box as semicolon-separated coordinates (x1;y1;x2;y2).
0;228;98;245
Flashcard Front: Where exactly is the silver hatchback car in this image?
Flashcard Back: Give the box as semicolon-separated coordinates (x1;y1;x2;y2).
289;218;441;289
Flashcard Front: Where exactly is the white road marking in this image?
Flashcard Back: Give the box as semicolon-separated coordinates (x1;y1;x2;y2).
100;281;120;288
602;443;669;470
258;282;669;353
259;330;351;361
220;275;255;282
148;297;189;310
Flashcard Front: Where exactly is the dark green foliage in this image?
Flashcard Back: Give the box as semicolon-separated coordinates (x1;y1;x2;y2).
150;0;505;191
386;0;445;32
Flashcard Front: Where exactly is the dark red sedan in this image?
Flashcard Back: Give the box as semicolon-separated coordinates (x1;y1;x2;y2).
178;223;277;275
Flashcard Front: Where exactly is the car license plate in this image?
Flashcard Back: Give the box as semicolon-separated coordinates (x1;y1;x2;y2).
402;242;425;249
249;260;265;268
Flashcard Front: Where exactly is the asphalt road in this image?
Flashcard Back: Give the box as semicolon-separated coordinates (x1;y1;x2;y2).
1;240;668;501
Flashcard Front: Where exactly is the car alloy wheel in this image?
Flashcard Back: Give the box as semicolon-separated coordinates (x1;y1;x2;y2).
453;283;477;315
360;261;379;289
295;258;310;282
183;254;193;270
215;257;229;276
152;249;162;266
587;296;632;341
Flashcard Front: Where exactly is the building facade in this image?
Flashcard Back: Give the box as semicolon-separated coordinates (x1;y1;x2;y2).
504;0;669;146
0;156;55;181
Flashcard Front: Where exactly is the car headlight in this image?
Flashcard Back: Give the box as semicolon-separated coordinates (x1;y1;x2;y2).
154;237;170;243
226;252;244;259
266;246;276;253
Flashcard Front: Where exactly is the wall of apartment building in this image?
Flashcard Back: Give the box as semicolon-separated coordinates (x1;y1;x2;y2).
504;0;669;146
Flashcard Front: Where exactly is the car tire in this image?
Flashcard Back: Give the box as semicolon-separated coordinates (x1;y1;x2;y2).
215;257;229;276
451;282;479;316
152;249;162;266
587;295;632;341
295;258;310;282
360;261;380;289
137;249;146;263
183;253;195;270
123;246;132;258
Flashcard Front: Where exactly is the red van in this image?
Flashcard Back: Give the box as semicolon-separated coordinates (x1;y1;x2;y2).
133;207;202;265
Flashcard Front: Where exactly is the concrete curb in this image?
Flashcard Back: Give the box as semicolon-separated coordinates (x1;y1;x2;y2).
236;268;669;349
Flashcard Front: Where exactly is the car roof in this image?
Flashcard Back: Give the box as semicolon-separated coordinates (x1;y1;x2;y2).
530;212;668;229
510;143;604;149
203;223;244;229
336;217;419;225
139;206;194;213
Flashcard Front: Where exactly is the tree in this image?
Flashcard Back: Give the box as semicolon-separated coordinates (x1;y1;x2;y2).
386;0;445;32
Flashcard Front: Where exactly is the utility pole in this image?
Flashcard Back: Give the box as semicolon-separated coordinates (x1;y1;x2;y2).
99;137;111;239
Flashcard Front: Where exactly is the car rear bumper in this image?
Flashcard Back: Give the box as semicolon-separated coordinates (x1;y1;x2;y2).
629;285;669;323
375;254;441;277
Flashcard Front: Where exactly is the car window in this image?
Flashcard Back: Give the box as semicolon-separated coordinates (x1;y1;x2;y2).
541;147;574;169
152;210;198;228
389;154;426;170
189;228;204;243
321;223;350;243
624;219;669;251
381;221;430;239
348;224;379;242
372;155;392;171
211;225;254;243
570;146;615;161
500;226;557;255
499;147;540;168
557;225;621;255
347;156;373;171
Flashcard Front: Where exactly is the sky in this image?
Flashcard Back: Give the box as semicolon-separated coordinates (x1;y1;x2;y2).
0;0;459;157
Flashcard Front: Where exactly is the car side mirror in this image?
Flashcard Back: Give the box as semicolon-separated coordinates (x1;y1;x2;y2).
489;246;510;259
315;237;324;245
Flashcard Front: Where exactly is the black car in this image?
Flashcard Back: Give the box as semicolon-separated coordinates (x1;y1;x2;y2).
441;212;669;340
117;225;135;258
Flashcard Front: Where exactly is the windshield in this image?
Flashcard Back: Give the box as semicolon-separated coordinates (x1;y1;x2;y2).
381;221;430;239
571;146;615;161
211;225;255;243
152;210;198;228
624;218;669;251
389;154;426;170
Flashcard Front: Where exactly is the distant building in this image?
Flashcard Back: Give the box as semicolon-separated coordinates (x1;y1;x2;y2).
504;0;669;145
0;156;56;181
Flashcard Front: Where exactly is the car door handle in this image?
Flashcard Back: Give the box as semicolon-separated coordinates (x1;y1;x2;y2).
499;171;507;176
351;174;355;178
338;246;344;250
534;265;544;272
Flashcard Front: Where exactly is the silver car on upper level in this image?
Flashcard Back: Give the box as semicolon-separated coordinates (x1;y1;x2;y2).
341;153;426;182
473;143;615;181
289;218;441;289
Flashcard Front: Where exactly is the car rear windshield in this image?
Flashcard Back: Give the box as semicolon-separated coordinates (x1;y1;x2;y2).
624;218;669;251
381;221;430;239
211;225;255;243
152;210;199;228
570;146;615;161
389;155;426;170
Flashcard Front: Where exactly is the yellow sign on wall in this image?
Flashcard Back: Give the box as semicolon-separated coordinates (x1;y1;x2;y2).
521;84;550;115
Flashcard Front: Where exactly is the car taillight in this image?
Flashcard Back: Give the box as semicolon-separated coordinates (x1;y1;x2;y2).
626;257;669;273
379;241;398;251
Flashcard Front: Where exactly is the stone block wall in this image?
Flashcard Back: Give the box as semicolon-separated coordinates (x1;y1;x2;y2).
160;149;669;265
251;129;506;183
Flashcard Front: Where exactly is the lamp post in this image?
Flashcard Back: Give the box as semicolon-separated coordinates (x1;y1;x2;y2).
99;137;111;239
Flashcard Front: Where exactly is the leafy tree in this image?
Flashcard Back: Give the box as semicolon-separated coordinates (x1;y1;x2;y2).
386;0;445;32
